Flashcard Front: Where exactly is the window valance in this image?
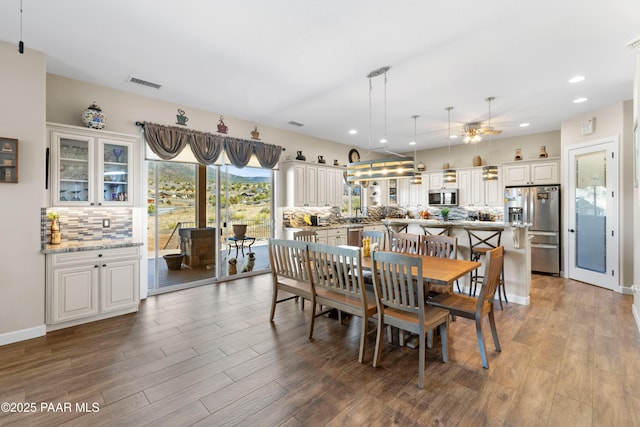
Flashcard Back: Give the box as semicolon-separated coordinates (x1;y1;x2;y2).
139;121;283;169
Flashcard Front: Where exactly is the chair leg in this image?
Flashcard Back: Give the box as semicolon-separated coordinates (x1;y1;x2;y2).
439;321;448;363
373;315;385;368
488;310;501;352
269;288;278;322
358;315;367;364
427;329;433;349
475;316;489;369
308;299;317;341
418;331;425;389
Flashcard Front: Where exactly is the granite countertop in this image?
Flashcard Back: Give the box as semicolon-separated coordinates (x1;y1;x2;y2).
41;240;143;254
381;218;531;229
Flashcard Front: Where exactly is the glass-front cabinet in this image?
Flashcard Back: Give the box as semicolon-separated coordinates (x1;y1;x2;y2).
49;124;136;207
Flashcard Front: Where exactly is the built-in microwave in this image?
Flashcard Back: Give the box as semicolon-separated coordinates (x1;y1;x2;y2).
428;189;458;206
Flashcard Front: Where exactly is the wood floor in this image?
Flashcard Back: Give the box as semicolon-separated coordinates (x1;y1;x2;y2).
1;274;639;426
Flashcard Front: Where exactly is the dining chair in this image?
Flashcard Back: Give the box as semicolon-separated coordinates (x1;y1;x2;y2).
268;239;315;338
464;226;506;309
371;250;450;389
362;230;385;251
423;235;460;293
390;232;423;255
293;229;318;242
427;246;504;369
307;243;377;363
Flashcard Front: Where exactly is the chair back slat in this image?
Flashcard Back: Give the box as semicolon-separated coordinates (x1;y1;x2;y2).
362;230;385;251
424;235;457;259
371;251;424;321
390;232;423;255
268;238;311;282
293;230;318;242
477;246;504;310
307;243;365;301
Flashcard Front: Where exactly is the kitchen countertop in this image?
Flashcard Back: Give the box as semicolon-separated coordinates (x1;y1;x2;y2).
382;218;531;229
41;240;143;254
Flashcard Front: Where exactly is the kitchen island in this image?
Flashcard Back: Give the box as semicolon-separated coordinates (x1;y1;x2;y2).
383;219;532;305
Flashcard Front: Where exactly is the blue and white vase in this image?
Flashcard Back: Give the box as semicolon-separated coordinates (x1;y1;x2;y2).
82;102;106;129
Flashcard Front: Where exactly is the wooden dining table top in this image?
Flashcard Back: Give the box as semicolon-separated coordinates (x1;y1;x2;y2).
360;251;481;286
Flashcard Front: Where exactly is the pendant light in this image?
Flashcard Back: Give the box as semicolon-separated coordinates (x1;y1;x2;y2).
410;115;422;185
482;96;498;181
346;65;415;183
443;106;457;183
18;0;24;54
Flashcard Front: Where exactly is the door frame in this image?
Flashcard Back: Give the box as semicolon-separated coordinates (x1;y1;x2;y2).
563;136;619;291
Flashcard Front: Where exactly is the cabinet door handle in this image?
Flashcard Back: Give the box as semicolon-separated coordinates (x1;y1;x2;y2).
94;265;99;268
90;202;95;206
102;264;106;267
98;253;103;257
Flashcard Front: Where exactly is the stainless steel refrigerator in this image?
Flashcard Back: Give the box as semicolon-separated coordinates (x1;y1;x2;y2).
504;185;560;275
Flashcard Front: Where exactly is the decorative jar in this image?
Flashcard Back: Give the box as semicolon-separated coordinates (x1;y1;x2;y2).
81;102;106;129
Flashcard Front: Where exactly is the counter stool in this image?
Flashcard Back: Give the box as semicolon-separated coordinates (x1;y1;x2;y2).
384;222;408;250
419;224;452;236
463;226;507;309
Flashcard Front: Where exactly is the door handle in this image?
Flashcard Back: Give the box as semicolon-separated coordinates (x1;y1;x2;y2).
568;229;575;233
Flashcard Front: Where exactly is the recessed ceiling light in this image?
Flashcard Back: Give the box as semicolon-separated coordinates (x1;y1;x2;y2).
449;135;458;139
379;138;387;144
520;123;530;127
573;97;588;103
348;129;358;135
569;75;585;83
409;141;416;145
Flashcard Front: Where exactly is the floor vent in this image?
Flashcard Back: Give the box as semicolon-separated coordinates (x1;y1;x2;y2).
127;76;162;89
288;121;304;127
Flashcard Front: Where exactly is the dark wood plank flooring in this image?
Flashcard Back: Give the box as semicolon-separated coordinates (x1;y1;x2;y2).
1;274;639;426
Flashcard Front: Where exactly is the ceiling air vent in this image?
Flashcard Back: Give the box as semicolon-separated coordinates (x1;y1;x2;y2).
287;121;304;127
126;76;162;89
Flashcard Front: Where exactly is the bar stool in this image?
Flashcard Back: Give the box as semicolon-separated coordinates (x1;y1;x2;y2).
463;226;507;309
419;224;452;236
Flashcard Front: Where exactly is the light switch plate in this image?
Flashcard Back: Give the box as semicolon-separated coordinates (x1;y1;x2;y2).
102;219;110;228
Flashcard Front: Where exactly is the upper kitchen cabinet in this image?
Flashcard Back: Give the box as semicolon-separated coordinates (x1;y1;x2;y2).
284;160;345;207
503;158;559;186
457;167;503;207
48;123;137;207
428;171;458;190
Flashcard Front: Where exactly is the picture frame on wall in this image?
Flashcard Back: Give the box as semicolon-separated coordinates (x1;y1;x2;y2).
0;137;18;184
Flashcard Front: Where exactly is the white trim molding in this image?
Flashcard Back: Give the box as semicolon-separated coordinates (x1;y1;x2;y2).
0;325;46;346
633;286;640;334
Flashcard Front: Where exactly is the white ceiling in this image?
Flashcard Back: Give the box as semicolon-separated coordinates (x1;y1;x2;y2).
0;1;638;154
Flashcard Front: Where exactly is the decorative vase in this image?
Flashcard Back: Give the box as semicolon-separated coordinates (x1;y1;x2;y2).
333;159;339;166
443;162;450;169
81;102;106;129
318;155;326;164
232;224;247;239
50;218;61;245
538;146;548;159
514;148;523;161
473;155;482;167
417;161;426;172
296;151;306;161
251;126;260;140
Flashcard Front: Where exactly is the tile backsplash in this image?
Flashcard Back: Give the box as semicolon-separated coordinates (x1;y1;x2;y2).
41;207;133;249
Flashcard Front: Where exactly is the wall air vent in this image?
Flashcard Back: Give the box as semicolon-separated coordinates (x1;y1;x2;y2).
287;121;304;127
126;76;162;89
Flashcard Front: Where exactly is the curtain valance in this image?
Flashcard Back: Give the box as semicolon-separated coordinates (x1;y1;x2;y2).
140;121;283;169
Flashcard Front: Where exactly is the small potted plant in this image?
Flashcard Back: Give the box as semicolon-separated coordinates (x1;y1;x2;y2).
440;207;450;222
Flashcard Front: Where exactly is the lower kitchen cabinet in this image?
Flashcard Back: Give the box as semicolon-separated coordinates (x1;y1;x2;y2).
46;246;141;329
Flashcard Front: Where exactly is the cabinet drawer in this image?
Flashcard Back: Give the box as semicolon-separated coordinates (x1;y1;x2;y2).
51;246;140;266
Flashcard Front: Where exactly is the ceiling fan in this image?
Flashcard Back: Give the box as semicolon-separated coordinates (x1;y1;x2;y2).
460;97;502;143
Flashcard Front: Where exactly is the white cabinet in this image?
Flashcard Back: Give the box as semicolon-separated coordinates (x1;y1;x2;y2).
503;159;559;186
285;161;345;207
428;172;457;190
48;123;137;207
326;228;347;246
46;246;141;328
457;167;502;207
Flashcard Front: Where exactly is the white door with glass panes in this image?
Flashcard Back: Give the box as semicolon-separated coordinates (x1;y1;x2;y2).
566;139;618;290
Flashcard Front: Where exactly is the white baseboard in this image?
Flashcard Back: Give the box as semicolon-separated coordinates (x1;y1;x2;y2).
0;325;46;346
458;286;530;306
633;304;640;335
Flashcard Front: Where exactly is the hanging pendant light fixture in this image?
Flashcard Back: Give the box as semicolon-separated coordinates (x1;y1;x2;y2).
18;0;24;54
410;115;422;185
347;65;415;183
482;96;498;181
443;106;457;183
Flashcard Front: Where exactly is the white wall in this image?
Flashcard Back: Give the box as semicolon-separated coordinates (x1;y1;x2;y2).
0;41;47;344
561;101;635;290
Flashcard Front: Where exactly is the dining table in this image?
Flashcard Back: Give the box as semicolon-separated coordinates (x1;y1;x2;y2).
359;250;481;293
